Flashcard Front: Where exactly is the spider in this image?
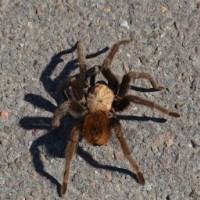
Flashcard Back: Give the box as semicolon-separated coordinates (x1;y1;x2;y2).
52;38;180;196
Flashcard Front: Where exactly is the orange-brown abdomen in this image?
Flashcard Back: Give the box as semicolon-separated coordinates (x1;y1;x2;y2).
83;111;111;146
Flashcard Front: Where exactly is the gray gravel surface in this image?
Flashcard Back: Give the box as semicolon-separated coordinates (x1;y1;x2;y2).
0;0;200;200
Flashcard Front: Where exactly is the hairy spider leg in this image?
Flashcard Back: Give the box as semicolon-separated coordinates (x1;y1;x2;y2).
52;100;87;128
113;95;180;117
89;65;100;88
76;40;88;89
61;123;81;196
59;40;88;101
60;76;84;101
111;118;145;185
100;39;132;94
118;71;165;98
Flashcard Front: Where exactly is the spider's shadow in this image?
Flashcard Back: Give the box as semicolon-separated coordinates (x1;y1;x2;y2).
19;44;167;195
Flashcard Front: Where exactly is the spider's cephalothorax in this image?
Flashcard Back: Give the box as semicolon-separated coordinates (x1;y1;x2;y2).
52;39;180;196
87;83;114;112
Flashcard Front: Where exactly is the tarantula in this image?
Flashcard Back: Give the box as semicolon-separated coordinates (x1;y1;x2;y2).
52;38;180;196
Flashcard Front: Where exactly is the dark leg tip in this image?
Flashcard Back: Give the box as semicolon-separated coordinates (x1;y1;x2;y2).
156;86;165;91
61;182;67;197
137;172;145;185
169;112;180;118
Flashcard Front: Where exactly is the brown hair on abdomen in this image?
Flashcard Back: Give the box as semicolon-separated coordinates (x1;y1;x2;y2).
83;111;111;146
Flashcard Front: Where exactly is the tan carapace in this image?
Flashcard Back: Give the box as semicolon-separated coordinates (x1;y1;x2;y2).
86;83;114;112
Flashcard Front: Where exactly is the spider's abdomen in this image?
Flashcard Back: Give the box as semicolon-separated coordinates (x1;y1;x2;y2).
87;84;114;112
83;111;111;146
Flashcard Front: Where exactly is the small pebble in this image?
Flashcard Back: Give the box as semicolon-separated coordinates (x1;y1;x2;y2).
113;151;120;160
119;20;130;30
104;172;112;182
0;111;9;119
55;1;64;10
159;6;167;13
0;177;5;186
27;22;33;30
144;182;153;191
103;6;111;13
